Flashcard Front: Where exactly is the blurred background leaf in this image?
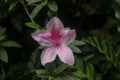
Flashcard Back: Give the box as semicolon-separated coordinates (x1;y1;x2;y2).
0;0;120;80
0;40;21;48
0;48;8;63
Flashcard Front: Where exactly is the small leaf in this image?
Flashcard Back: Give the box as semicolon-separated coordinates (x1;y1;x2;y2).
0;41;21;48
27;48;39;69
70;40;85;46
115;9;120;19
19;0;24;4
44;62;56;72
47;10;55;18
69;44;82;53
117;46;120;54
47;1;58;12
54;77;63;80
62;75;81;80
96;73;102;80
8;63;27;78
0;27;6;35
40;0;48;6
25;22;41;30
53;64;68;74
0;48;8;63
0;35;6;41
85;64;95;80
38;46;45;49
36;69;49;74
83;37;114;62
9;0;18;11
36;69;50;78
27;0;42;4
5;0;8;2
83;54;94;62
116;0;120;5
118;26;120;32
73;56;86;77
31;0;48;18
31;5;43;18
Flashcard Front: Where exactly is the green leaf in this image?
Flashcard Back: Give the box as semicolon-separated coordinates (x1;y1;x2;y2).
25;22;41;30
0;35;6;41
38;46;45;49
83;37;114;61
83;54;94;62
54;75;81;80
31;5;43;19
115;8;120;19
36;69;49;74
31;0;48;18
9;0;18;11
44;62;56;72
27;48;39;69
117;46;120;54
47;1;58;12
0;27;6;35
54;77;63;80
19;0;24;4
0;48;8;63
5;0;8;2
69;44;82;53
70;40;85;46
0;41;21;48
85;64;95;80
93;37;103;53
116;0;120;6
27;0;42;4
8;63;27;78
62;75;81;80
53;64;68;74
73;56;86;77
47;10;55;18
96;74;102;80
36;69;50;78
118;26;120;32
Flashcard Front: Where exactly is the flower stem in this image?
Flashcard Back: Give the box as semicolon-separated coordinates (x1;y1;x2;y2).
23;4;35;23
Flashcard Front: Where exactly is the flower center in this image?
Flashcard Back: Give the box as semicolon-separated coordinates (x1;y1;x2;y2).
50;29;61;47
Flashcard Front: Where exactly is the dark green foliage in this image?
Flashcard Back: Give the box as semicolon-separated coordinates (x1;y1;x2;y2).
0;0;120;80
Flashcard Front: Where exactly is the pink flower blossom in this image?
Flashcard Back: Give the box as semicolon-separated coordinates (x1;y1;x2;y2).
32;17;76;65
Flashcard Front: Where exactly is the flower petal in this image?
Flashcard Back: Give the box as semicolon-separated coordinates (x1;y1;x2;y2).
32;30;51;46
57;46;74;65
41;47;57;65
61;29;76;45
46;17;64;31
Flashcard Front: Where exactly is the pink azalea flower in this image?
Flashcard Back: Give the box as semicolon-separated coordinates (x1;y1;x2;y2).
32;17;76;65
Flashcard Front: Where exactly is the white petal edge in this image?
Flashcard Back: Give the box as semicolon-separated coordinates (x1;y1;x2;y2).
57;46;74;65
61;29;76;45
32;30;51;46
46;17;64;31
41;47;57;65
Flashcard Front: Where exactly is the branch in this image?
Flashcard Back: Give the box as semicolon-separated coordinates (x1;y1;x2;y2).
23;4;35;23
